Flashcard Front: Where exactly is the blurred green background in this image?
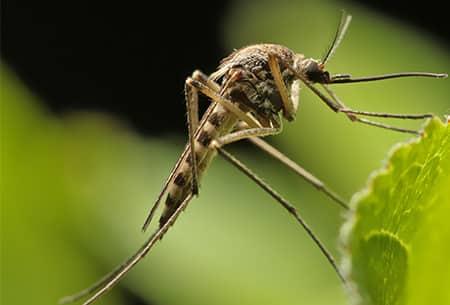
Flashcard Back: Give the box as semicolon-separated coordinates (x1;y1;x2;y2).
1;1;449;305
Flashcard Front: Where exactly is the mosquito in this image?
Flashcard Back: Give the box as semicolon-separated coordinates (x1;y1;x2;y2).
60;12;447;305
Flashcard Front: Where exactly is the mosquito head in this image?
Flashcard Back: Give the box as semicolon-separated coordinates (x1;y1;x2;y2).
282;54;332;121
296;56;331;84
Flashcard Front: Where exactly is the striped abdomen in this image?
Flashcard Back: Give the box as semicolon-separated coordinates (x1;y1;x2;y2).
159;103;238;226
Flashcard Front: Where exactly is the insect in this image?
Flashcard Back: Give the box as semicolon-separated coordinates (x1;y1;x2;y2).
60;12;447;305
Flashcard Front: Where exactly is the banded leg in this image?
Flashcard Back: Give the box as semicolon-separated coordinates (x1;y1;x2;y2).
216;147;346;284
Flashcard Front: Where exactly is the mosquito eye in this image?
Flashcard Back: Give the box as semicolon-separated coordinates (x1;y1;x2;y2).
306;70;323;83
302;61;329;84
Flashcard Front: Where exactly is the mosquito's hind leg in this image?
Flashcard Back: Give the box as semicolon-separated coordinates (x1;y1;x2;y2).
245;136;349;210
222;121;348;209
215;146;346;284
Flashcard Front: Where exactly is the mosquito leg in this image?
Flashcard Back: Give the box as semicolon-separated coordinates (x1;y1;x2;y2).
211;127;281;149
267;53;297;120
322;85;423;134
187;68;271;196
322;84;433;120
215;147;346;284
187;77;263;129
192;69;221;91
353;118;420;134
288;66;423;134
187;66;268;196
287;65;431;134
338;109;433;119
141;143;191;232
329;72;447;84
184;72;203;196
227;122;348;209
245;137;349;210
60;193;194;305
142;70;222;232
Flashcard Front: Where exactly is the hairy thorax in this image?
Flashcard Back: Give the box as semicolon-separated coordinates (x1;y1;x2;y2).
211;44;298;124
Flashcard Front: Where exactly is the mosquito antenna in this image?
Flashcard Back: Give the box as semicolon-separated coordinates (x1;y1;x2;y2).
321;11;352;65
329;72;447;84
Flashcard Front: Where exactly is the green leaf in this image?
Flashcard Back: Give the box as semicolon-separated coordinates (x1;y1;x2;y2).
341;118;450;305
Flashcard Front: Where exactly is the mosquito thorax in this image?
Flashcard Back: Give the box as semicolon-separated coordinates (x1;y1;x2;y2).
211;44;301;122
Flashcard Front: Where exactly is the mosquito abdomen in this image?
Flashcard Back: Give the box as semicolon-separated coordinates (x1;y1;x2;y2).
159;104;238;226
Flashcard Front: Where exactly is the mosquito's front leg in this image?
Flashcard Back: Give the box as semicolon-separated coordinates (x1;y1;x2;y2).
321;84;429;134
288;65;431;134
268;53;297;121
